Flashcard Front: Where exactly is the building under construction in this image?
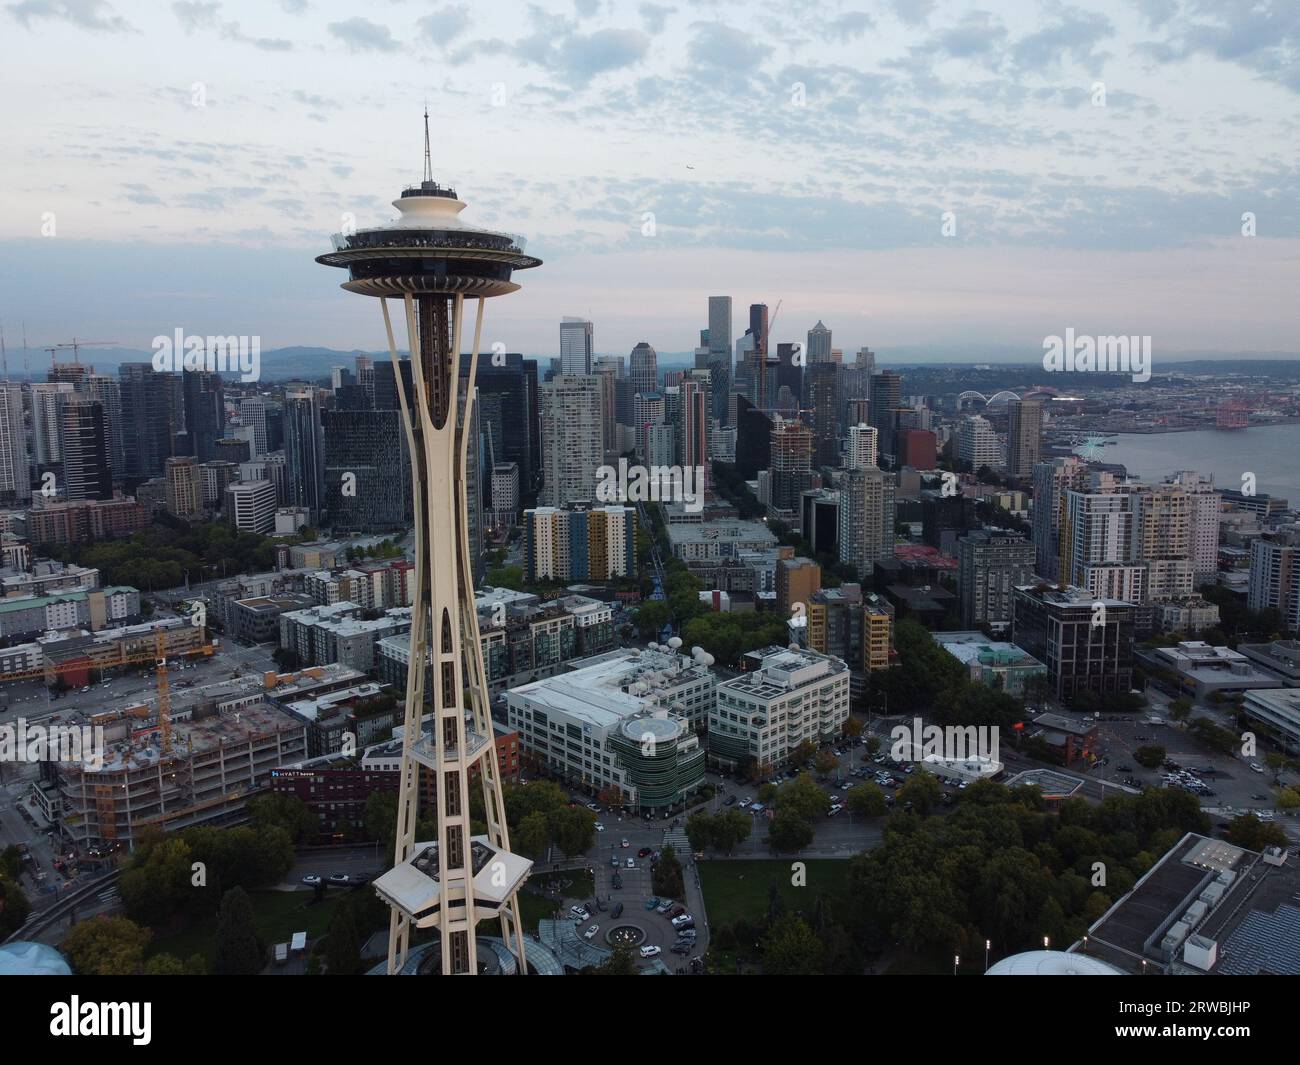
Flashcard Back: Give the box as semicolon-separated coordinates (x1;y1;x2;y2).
57;699;308;850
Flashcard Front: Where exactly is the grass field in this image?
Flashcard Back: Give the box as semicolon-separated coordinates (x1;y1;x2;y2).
146;889;345;965
699;859;854;927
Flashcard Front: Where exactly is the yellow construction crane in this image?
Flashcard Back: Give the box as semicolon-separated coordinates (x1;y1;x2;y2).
54;338;118;365
0;636;214;759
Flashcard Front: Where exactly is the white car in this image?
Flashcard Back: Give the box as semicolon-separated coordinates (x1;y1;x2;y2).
640;945;661;958
1249;763;1265;774
621;838;630;848
671;913;693;927
584;924;600;939
594;822;605;832
626;857;635;868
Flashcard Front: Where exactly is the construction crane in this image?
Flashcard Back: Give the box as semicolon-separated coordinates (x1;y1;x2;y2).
0;634;214;758
49;338;117;367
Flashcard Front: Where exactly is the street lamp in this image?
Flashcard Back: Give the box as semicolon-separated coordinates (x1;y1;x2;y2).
953;954;959;976
1043;935;1049;949
984;939;990;972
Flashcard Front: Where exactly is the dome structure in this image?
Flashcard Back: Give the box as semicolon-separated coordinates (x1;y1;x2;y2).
985;950;1124;976
0;941;72;976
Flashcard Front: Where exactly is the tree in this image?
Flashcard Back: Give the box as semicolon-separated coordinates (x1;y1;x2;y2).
788;740;817;769
143;953;187;975
247;793;319;844
0;871;30;939
515;811;551;859
61;916;151;976
1222;813;1289;851
713;809;752;853
767;813;814;853
1169;697;1193;721
326;900;363;976
591;943;639;975
778;773;831;821
685;811;715;852
847;783;887;818
550;805;597;857
652;846;685;899
897;771;941;815
761;915;825;975
814;751;839;777
213;887;264;975
364;790;399;845
1134;745;1166;769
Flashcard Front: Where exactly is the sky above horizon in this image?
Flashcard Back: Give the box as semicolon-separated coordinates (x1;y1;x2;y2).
1;0;1298;364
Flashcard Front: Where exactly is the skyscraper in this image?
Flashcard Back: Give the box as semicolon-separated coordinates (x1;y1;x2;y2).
559;316;594;375
60;399;112;502
708;296;732;360
846;424;878;470
807;320;832;363
284;390;325;523
805;362;840;467
86;374;125;483
1006;398;1043;480
0;383;29;503
164;455;202;519
957;530;1035;632
680;372;710;478
323;408;411;530
838;465;895;576
121;363;174;480
540;375;603;506
317;122;536;976
868;370;901;465
181;370;225;463
238;395;270;458
629;341;658;396
1032;455;1087;581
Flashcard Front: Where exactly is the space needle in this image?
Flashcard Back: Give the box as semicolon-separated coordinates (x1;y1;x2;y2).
317;114;541;976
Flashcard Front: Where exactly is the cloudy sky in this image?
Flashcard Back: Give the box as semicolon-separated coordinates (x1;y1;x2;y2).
1;0;1297;364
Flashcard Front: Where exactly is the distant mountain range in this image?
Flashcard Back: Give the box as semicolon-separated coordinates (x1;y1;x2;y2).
10;344;1298;383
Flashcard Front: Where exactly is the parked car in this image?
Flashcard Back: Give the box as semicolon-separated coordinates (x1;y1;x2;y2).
301;874;322;887
671;943;692;956
671;913;694;927
657;900;674;914
637;847;653;858
644;897;660;910
1249;763;1265;774
621;838;630;848
612;902;624;918
584;924;600;940
640;945;661;958
626;857;635;868
327;873;349;885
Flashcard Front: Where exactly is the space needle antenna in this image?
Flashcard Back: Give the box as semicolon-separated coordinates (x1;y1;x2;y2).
422;103;432;184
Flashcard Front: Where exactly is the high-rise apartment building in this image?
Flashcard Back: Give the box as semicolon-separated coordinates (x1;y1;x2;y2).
1248;528;1300;631
0;383;29;503
1006;398;1043;480
225;477;277;533
524;504;636;581
845;423;878;470
868;370;901;464
957;414;1002;471
1012;585;1135;702
837;465;895;576
805;362;840;467
540;375;603;506
957;530;1036;632
165;455;203;520
119;363;171;480
284;391;326;522
1032;455;1088;581
1168;471;1221;585
238;395;270;458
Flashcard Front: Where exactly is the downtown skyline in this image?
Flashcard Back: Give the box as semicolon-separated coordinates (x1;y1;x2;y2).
0;0;1298;360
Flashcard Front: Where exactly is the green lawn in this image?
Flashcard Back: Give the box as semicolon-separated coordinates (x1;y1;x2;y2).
699;859;854;927
147;889;344;965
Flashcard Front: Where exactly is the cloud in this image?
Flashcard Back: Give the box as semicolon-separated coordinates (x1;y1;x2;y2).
1138;0;1300;92
687;21;772;72
328;16;398;53
932;10;1008;60
171;1;292;50
1011;5;1114;71
515;25;650;85
823;12;874;41
417;3;470;45
638;2;672;35
7;0;133;32
889;0;936;26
